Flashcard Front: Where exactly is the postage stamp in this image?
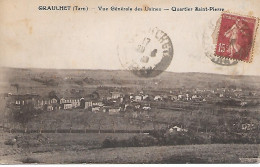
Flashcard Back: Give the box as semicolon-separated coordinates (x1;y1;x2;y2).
117;27;173;77
215;12;259;63
203;16;238;66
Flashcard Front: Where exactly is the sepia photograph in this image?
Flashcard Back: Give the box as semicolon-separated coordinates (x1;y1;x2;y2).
0;0;259;164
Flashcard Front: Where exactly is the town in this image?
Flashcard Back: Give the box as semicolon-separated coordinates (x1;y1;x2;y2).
1;68;259;163
4;85;259;132
5;86;256;113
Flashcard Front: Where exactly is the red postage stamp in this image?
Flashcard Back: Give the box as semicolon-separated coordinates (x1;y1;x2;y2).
215;12;259;62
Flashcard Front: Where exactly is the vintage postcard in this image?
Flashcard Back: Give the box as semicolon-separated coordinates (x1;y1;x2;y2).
0;0;260;164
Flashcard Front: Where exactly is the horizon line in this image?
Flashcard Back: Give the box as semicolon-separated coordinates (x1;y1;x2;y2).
1;66;259;77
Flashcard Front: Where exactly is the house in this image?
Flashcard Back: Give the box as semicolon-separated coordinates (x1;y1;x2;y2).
143;106;151;110
15;100;21;105
134;104;141;109
169;95;178;101
92;101;103;107
191;95;198;99
60;98;80;108
135;95;142;101
92;106;100;112
143;95;149;100
46;105;54;111
240;101;247;107
177;95;183;100
62;103;73;110
108;108;121;115
242;123;254;131
50;98;58;104
71;99;81;108
169;126;188;132
132;112;138;118
154;95;162;101
9;94;43;109
84;101;93;109
130;95;134;99
51;103;61;110
60;97;81;108
111;92;121;99
60;98;66;104
120;97;124;103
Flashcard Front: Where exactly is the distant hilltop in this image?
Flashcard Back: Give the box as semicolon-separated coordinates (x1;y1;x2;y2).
0;66;260;91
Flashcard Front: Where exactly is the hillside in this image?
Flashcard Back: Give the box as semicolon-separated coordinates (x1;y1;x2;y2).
1;67;260;96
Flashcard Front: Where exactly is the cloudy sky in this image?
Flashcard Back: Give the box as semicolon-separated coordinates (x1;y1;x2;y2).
0;0;260;76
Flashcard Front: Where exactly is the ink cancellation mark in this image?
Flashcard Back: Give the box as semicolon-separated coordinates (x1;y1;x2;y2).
117;27;173;77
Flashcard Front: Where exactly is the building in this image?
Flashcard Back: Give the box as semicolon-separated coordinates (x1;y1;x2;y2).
111;92;121;99
108;108;121;115
143;106;151;110
60;98;66;104
50;98;58;104
92;106;100;112
135;95;142;101
62;103;73;110
143;95;149;100
240;101;247;107
177;95;183;100
242;123;254;131
169;126;188;132
169;95;178;101
71;99;81;108
93;101;103;107
154;95;162;101
84;101;93;109
60;97;81;108
46;105;54;111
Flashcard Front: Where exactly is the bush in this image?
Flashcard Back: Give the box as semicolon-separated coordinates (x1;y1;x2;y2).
102;134;158;148
163;131;208;145
4;139;15;146
21;157;40;164
211;132;260;144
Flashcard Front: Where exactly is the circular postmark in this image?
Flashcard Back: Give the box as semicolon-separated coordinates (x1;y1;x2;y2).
203;16;239;66
117;27;173;77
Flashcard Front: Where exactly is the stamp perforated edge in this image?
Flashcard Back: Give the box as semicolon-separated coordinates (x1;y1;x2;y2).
214;11;260;63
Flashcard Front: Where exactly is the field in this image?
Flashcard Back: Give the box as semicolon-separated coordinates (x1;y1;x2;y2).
0;130;259;164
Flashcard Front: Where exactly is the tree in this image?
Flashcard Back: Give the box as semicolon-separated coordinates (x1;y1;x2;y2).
150;113;158;131
84;119;91;133
50;119;62;133
98;119;103;134
10;83;19;93
12;103;40;129
110;116;120;133
96;113;105;134
48;90;57;98
200;115;212;133
136;115;146;133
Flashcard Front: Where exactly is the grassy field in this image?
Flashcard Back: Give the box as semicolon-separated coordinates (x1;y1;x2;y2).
0;131;259;164
8;110;160;132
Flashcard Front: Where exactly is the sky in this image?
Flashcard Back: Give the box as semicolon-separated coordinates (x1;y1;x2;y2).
0;0;260;76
